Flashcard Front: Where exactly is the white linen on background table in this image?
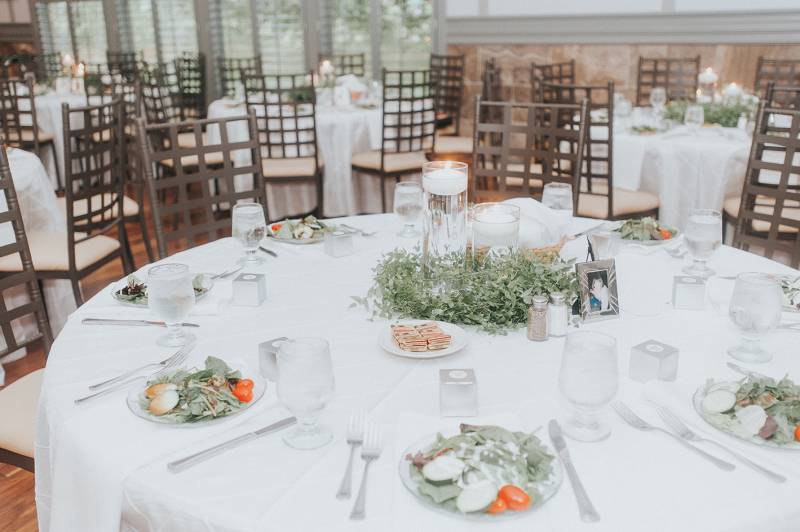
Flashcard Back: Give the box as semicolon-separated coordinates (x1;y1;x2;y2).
34;212;800;532
206;99;382;220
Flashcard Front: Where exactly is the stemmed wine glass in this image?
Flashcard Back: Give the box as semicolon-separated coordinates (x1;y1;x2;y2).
683;209;722;277
558;331;619;442
649;87;667;124
727;273;783;363
232;202;267;265
684;104;705;130
276;337;336;450
148;263;196;347
394;181;423;238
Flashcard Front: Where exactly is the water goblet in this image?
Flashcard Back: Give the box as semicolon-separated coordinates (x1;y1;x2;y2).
682;209;721;277
727;273;783;363
393;181;423;238
558;331;619;442
541;182;574;238
148;263;196;347
684;104;705;130
232;202;267;266
649;87;667;119
276;337;336;450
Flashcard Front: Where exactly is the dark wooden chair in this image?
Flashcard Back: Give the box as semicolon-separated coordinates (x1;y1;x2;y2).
319;53;366;77
0;141;53;473
754;57;800;105
174;52;206;120
0;77;62;190
37;52;62;84
727;102;800;266
471;95;588;206
429;53;471;160
137;111;266;258
764;82;800;110
217;56;263;96
542;80;659;220
636;56;700;106
531;59;575;103
106;51;142;83
351;69;436;213
243;72;323;218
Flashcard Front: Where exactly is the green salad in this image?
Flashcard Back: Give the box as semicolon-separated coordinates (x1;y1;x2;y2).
114;274;208;305
268;215;330;240
780;276;800;311
404;424;554;515
614;217;677;241
700;375;800;446
138;356;255;423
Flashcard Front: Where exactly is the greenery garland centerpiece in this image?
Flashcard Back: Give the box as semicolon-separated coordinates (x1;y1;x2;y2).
663;99;757;128
352;248;578;334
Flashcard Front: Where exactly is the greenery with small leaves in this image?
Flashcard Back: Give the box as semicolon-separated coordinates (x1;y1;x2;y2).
663;100;755;128
352;249;578;334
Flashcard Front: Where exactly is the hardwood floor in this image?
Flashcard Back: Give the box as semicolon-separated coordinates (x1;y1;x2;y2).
0;463;37;532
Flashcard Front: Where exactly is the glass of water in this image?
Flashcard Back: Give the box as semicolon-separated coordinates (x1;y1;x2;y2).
727;273;783;363
559;331;618;442
684;104;705;130
683;209;722;277
232;202;267;265
649;87;667;112
148;263;196;347
542;182;574;239
276;337;336;449
394;181;423;238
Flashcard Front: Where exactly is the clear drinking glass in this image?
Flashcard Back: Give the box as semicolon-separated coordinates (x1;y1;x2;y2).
727;273;783;363
558;331;619;442
422;161;469;265
541;182;574;239
683;209;722;277
649;87;667;114
393;181;423;238
276;337;336;450
684;104;705;130
232;202;267;266
148;263;196;347
471;203;520;258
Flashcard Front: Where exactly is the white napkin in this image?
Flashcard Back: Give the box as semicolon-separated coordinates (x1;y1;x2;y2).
501;197;562;247
337;74;367;94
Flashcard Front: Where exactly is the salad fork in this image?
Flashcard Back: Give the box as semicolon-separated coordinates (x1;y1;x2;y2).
611;401;736;471
336;411;366;499
654;405;785;483
349;423;381;520
210;265;243;280
88;346;191;390
339;223;377;238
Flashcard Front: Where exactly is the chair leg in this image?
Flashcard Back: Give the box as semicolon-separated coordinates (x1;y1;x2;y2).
138;216;155;263
47;143;63;192
70;276;84;307
380;175;387;213
119;225;134;274
316;171;324;217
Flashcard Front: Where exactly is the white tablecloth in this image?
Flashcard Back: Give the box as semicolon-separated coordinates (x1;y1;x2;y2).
29;92;88;188
35;212;800;532
611;126;751;229
206;99;382;220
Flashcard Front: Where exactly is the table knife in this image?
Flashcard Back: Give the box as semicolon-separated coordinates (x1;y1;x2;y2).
548;419;600;523
167;416;297;473
259;245;278;257
81;318;200;328
727;362;771;380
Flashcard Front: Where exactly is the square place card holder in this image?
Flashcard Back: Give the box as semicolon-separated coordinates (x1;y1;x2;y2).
232;273;266;306
629;339;679;383
440;369;478;417
672;275;706;310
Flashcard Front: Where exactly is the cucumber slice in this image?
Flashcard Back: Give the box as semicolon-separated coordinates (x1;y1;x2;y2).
702;389;736;413
422;455;466;484
736;404;768;436
455;480;497;513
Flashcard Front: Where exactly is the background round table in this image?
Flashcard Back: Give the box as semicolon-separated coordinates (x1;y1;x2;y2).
35;213;800;532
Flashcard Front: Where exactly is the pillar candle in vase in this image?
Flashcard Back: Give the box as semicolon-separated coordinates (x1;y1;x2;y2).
472;203;520;258
422;161;469;265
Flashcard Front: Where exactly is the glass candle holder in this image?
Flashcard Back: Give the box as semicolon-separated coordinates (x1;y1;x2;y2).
471;203;520;259
422;161;468;266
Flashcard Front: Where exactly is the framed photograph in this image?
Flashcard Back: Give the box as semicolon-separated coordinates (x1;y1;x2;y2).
576;259;619;322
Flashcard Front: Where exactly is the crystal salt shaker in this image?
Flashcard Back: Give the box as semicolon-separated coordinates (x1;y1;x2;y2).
527;295;548;341
548;292;568;337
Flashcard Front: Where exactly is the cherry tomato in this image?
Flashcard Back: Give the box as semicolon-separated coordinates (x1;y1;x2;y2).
233;383;253;403
794;425;800;442
659;228;672;240
270;223;283;232
498;485;531;511
486;496;507;514
237;378;254;390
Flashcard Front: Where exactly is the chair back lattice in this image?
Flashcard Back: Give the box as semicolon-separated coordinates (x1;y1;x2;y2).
542;80;615;215
765;82;800;110
62;100;126;270
139;66;182;125
472;96;589;206
531;60;576;103
320;53;366;77
1;55;38;81
37;53;62;83
430;53;465;135
755;58;800;105
732;102;800;267
218;56;263;96
175;52;206;120
379;69;436;160
106;51;142;82
242;72;320;166
0;77;45;153
137;112;267;258
0;142;53;357
636;55;700;106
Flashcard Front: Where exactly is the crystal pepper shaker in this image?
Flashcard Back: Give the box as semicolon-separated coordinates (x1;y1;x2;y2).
527;295;548;342
547;292;568;337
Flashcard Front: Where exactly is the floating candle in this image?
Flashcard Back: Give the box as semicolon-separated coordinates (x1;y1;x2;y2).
422;164;468;196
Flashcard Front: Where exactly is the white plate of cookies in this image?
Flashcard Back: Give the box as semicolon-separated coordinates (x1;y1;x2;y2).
378;320;468;359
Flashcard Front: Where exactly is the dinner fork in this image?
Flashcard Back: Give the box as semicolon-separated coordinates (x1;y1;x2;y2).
611;401;735;471
654;405;785;483
210;265;243;280
87;346;191;390
339;223;377;238
74;340;195;405
350;423;381;520
337;411;366;499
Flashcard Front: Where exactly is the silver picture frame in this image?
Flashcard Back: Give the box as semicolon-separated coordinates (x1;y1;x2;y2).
576;259;620;322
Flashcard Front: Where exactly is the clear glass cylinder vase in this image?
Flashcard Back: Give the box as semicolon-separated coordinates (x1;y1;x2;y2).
422;161;468;266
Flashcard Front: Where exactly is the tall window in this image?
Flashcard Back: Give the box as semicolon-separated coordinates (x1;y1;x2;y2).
116;0;197;64
36;0;107;64
323;0;372;76
119;0;158;62
255;0;305;74
214;0;255;59
380;0;432;70
155;0;198;63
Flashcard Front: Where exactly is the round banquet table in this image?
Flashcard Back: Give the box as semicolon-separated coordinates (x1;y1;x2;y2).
207;98;383;220
36;214;800;532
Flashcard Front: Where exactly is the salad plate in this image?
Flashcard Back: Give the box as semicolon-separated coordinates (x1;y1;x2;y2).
127;357;265;427
692;375;800;451
266;215;330;245
398;424;563;520
112;274;214;307
612;217;680;247
379;320;467;360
